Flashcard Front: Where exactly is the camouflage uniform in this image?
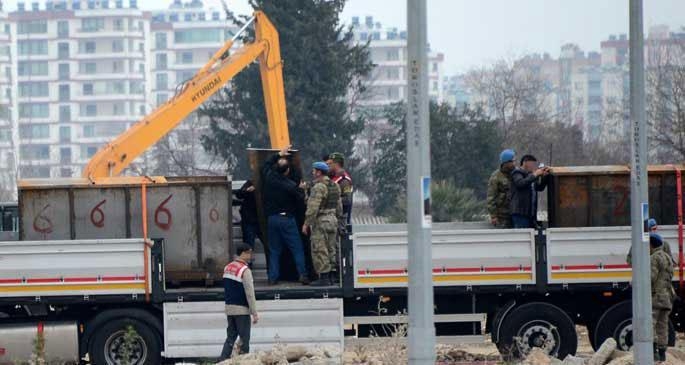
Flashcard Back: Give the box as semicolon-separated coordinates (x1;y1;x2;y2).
486;168;513;228
651;245;675;348
332;169;353;226
627;240;675;266
305;176;342;274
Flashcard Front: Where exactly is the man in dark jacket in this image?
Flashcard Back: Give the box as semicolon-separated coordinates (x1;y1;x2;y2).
261;146;309;285
510;154;550;228
236;180;262;249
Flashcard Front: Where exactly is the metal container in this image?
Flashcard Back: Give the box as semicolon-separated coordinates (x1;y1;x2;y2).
18;176;232;283
548;165;685;227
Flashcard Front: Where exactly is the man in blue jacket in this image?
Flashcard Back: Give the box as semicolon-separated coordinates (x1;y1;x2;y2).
510;154;550;228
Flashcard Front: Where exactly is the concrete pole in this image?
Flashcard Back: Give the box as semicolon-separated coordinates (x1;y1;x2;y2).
629;0;653;363
406;0;435;363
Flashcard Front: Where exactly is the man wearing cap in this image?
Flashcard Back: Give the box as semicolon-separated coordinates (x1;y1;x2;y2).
302;161;342;286
649;232;676;362
487;149;516;228
627;218;674;266
326;152;353;225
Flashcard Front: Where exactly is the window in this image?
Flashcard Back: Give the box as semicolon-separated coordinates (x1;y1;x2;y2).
359;32;368;41
81;146;98;158
156;73;168;90
59;146;71;164
432;81;438;91
58;43;69;59
19;103;50;118
83;124;95;137
112;60;123;73
113;18;123;31
59;127;71;143
18;82;49;97
112;102;125;115
130;81;143;94
386;67;399;80
184;13;192;21
79;41;96;54
107;81;125;94
20;166;50;178
81;18;104;32
181;52;193;64
387;86;399;100
17;61;48;76
138;42;144;52
156;93;168;106
155;33;167;49
138;63;144;74
386;49;399;61
19;124;50;139
0;129;10;142
18;40;48;55
20;145;50;160
59;106;71;122
81;104;97;117
58;63;70;80
432;63;438;72
112;39;123;53
174;29;223;43
156;53;167;70
176;70;193;82
139;105;146;115
60;168;71;178
57;21;69;37
372;32;380;40
138;21;143;30
18;20;47;34
83;83;93;95
79;62;96;74
59;84;70;101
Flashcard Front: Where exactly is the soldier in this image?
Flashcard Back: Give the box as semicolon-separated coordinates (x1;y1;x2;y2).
326;152;353;225
487;149;516;228
302;161;342;287
627;219;675;266
650;232;676;362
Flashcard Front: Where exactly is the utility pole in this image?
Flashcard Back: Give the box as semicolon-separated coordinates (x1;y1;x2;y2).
406;0;435;364
629;0;653;363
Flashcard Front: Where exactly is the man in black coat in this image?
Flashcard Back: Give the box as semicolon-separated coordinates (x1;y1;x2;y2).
510;154;550;228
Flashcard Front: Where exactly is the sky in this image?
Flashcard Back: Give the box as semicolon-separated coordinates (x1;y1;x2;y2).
5;0;685;74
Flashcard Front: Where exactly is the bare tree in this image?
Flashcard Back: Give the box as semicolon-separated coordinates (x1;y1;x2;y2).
646;41;685;162
465;57;556;141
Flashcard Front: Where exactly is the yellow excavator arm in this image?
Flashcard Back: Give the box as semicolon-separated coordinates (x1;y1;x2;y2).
82;11;290;182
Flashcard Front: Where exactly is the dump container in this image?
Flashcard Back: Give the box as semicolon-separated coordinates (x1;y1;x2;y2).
548;165;685;227
18;176;232;283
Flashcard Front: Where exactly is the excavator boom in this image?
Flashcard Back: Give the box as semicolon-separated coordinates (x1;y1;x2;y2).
82;11;290;181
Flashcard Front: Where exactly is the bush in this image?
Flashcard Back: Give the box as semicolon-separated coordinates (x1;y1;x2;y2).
389;180;486;223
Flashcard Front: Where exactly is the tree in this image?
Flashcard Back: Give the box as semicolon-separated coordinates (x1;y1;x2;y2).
200;0;373;179
647;41;685;162
372;102;501;217
389;181;486;223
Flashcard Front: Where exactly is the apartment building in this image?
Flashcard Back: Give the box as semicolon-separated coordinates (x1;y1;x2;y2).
0;6;17;198
11;0;149;179
149;0;235;174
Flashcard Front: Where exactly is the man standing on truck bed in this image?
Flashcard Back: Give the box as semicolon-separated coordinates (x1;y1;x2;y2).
326;152;353;226
510;154;550;228
236;180;262;249
220;244;258;360
650;233;676;362
487;149;516;228
303;161;342;286
262;146;310;285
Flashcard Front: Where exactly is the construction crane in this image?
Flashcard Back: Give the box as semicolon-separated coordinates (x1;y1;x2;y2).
82;11;290;184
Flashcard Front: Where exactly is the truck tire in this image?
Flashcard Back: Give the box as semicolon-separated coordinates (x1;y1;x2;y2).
89;317;161;365
594;300;676;351
497;302;577;360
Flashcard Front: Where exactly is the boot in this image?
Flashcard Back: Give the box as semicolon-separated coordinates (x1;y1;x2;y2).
311;272;330;287
658;347;667;362
299;274;310;285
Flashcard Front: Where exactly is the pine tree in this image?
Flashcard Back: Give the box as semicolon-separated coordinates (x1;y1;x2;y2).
200;0;372;179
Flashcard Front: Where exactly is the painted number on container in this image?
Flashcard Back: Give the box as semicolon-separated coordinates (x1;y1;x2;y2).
0;347;5;355
90;199;107;228
209;203;219;223
33;204;53;234
155;195;173;230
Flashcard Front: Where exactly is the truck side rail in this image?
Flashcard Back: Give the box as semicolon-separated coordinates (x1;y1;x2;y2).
0;238;152;298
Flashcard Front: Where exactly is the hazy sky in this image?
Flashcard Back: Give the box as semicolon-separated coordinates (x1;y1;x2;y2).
5;0;684;74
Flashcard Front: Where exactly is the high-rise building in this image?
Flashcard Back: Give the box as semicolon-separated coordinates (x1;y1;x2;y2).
148;0;236;175
11;0;150;179
0;6;17;199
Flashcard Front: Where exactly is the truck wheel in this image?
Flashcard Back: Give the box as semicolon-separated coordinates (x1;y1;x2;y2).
594;301;676;351
497;302;577;360
89;317;161;365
